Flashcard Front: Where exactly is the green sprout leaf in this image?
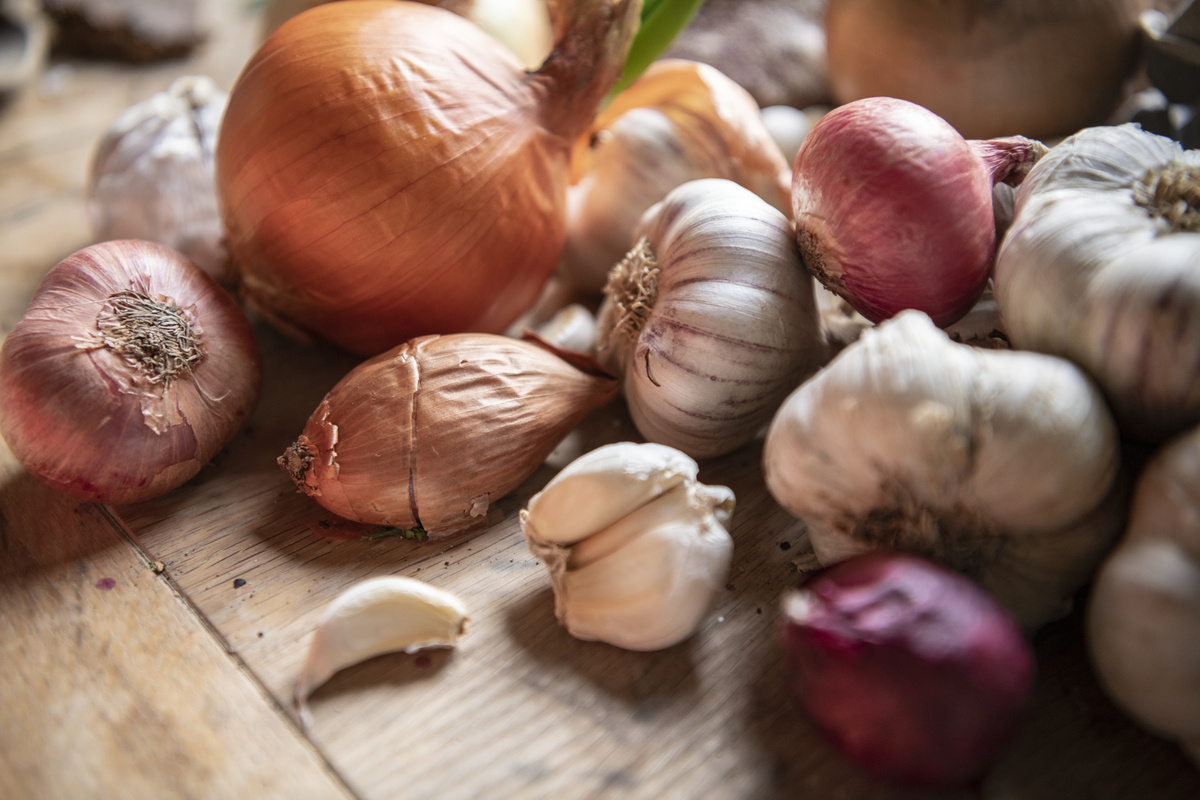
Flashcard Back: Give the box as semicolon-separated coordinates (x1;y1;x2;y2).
612;0;705;98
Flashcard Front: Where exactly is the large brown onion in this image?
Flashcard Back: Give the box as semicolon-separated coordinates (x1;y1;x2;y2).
0;240;262;504
216;0;640;356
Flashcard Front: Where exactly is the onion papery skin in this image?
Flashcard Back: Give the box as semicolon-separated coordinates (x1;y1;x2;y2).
824;0;1152;141
0;240;262;504
280;333;619;539
216;0;638;356
782;551;1035;787
560;58;793;294
791;97;1001;328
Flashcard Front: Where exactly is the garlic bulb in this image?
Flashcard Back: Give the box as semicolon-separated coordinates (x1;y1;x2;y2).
560;59;794;293
280;333;618;539
521;441;735;651
1087;424;1200;766
993;123;1200;443
595;178;826;460
763;310;1125;630
87;75;228;282
295;576;467;724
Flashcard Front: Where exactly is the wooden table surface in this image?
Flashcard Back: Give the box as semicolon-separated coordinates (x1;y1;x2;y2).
3;2;1200;798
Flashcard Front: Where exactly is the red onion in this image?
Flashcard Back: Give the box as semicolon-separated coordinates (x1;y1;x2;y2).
781;550;1035;787
0;240;262;504
790;97;1045;327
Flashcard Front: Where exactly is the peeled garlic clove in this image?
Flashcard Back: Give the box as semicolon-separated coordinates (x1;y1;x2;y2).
596;178;827;459
560;59;793;293
280;333;618;539
521;442;735;651
87;75;229;282
522;440;700;545
532;302;597;355
763;309;1124;630
295;576;467;720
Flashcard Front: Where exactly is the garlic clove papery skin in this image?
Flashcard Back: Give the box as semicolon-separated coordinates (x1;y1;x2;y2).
560;59;794;294
295;576;467;723
87;76;229;282
595;178;827;460
762;309;1124;630
1087;424;1200;766
993;123;1200;443
280;333;618;539
521;440;700;545
521;442;735;651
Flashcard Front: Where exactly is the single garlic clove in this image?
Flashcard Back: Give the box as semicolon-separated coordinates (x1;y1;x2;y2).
295;576;467;723
532;302;598;355
521;441;700;545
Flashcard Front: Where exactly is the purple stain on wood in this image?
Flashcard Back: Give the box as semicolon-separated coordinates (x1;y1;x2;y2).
414;653;432;668
95;577;116;590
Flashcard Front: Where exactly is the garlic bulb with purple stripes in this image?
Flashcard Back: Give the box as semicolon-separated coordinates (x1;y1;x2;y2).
595;178;826;459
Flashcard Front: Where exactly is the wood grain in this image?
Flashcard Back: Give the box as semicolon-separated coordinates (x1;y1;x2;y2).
0;471;354;799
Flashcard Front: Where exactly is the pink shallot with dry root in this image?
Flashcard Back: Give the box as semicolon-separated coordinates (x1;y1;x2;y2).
790;96;1045;327
781;550;1035;788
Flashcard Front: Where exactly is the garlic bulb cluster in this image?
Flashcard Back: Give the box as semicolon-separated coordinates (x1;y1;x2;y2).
280;333;617;539
763;310;1124;630
521;442;735;651
560;59;794;293
87;75;229;282
595;179;826;460
993;123;1200;443
295;576;467;725
1087;424;1200;766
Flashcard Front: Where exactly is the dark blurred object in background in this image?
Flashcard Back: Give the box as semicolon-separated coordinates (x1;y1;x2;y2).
663;0;831;111
40;0;205;63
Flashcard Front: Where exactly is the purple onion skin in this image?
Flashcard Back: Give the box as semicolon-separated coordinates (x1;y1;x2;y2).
781;550;1035;788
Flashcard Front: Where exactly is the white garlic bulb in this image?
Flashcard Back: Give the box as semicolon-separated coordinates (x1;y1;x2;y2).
595;178;827;460
295;576;467;724
763;310;1125;630
993;122;1200;443
87;75;228;281
560;59;794;293
1087;424;1200;766
521;441;735;651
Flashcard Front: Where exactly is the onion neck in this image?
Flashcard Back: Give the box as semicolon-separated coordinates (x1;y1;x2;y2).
969;135;1049;187
534;0;642;140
